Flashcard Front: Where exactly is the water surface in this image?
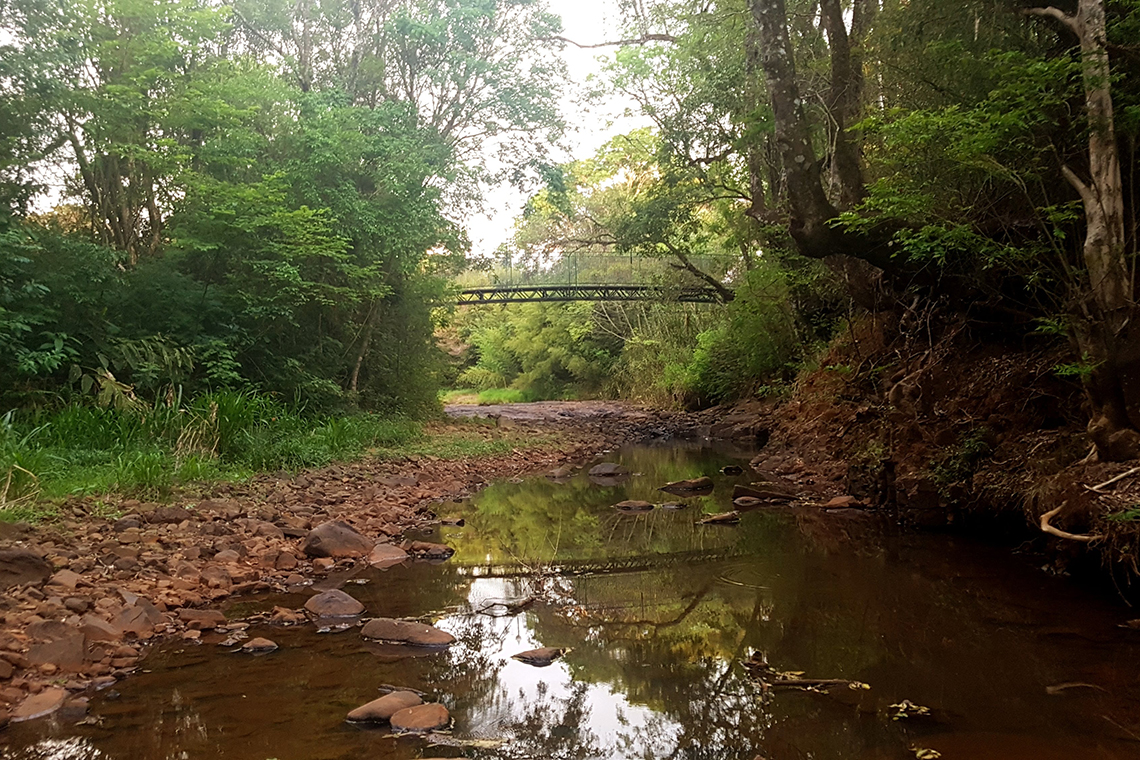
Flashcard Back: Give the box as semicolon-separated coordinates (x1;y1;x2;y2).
3;442;1138;760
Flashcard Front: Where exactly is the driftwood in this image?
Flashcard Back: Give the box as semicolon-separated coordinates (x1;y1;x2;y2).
1040;502;1103;543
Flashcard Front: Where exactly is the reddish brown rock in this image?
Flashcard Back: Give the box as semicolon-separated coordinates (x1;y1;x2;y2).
389;702;450;732
346;690;422;722
511;647;568;666
368;543;408;568
240;637;278;653
301;520;372;558
360;618;454;646
406;541;454;560
10;687;68;722
79;615;124;643
177;609;227;630
0;549;52;589
614;500;654;512
304;589;364;618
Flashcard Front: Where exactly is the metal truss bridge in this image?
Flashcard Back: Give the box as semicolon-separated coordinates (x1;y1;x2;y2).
456;284;728;305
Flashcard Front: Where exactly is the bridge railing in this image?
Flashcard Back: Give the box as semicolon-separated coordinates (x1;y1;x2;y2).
455;284;727;305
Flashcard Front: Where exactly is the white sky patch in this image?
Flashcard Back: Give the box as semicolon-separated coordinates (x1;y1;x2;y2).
465;0;654;259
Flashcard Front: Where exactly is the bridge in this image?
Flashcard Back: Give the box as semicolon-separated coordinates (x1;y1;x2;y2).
456;284;729;305
448;547;748;579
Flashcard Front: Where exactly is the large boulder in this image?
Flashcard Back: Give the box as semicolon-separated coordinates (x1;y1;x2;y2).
301;521;373;558
0;549;52;588
304;589;364;618
346;690;422;723
360;618;455;647
389;702;450;732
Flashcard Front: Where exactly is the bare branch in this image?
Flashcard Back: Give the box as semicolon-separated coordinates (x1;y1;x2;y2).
1023;7;1079;37
1039;504;1102;543
537;33;677;49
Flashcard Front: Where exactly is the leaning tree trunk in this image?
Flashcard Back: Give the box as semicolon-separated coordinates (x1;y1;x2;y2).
1028;1;1140;460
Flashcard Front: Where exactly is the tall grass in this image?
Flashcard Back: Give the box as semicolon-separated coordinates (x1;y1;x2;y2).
0;390;421;508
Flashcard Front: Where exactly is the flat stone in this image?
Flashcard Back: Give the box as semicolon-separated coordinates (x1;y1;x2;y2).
26;632;85;672
614;500;654;512
699;511;741;525
213;549;240;563
368;543;409;568
0;549;52;589
733;484;796;501
389;702;450;732
824;495;861;508
80;615;124;643
302;520;373;558
360;618;454;646
733;496;764;509
48;569;82;590
177;609;227;630
588;462;628;477
304;589;364;618
659;476;714;494
10;687;68;722
113;599;164;638
346;690;422;722
147;506;192;524
511;647;568;667
240;637;278;653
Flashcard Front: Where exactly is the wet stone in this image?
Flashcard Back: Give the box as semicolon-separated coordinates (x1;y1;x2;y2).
240;637;278;653
614;500;654;512
360;618;455;647
368;543;409;568
10;687;68;723
304;589;365;618
389;702;450;732
178;609;227;630
511;647;568;667
346;690;422;722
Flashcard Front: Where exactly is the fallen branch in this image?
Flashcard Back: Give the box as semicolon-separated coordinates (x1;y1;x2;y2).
1086;466;1140;493
1040;504;1103;543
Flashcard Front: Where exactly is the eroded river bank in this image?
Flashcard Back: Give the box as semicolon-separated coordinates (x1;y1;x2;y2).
1;406;1139;759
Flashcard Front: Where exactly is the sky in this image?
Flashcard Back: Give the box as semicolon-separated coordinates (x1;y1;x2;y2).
464;0;653;259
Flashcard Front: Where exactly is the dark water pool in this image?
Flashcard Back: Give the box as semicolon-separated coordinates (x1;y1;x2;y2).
2;442;1139;760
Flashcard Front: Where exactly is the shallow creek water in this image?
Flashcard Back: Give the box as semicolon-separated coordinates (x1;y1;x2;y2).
3;442;1140;760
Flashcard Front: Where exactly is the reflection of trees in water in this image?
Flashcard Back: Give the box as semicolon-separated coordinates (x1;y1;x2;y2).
492;681;606;760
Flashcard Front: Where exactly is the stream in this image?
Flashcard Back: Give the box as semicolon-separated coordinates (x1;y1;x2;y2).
2;441;1138;760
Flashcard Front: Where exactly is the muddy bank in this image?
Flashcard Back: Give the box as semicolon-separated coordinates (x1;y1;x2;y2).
0;415;670;727
683;312;1140;581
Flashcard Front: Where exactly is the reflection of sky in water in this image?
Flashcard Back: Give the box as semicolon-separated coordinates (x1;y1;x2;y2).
0;738;101;760
436;577;677;759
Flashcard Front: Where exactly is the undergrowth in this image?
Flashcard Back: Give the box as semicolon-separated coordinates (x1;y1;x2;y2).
0;390;422;511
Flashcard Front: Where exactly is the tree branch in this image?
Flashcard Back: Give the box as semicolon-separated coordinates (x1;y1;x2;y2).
537;33;677;49
1023;7;1080;37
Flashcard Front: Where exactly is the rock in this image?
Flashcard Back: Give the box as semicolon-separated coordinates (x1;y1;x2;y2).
588;462;628;477
80;615;124;643
661;502;686;510
659;476;714;494
301;520;373;558
346;690;423;722
733;496;764;509
57;696;89;723
113;599;164;638
304;589;364;618
201;566;232;590
733;484;796;502
407;541;454;560
213;549;241;564
177;609;227;630
721;465;745;475
368;544;409;568
270;606;306;625
240;637;278;653
26;625;85;672
511;647;569;666
0;659;12;679
698;511;741;525
360;618;455;647
389;702;450;732
147;506;191;524
823;495;861;509
274;552;299;571
10;687;68;722
0;549;52;589
48;569;83;590
547;465;575;479
614;500;654;512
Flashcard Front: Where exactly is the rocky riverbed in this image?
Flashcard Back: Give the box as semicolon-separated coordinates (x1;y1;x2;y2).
0;411;679;728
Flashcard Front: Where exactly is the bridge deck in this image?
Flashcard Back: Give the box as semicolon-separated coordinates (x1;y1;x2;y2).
456;284;726;305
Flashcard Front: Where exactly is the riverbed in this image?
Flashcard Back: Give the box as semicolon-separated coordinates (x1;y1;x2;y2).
2;441;1138;759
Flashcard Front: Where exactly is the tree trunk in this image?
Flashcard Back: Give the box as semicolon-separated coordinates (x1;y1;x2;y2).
1028;1;1139;460
819;0;866;210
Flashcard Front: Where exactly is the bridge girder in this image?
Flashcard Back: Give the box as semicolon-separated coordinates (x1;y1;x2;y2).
456;284;727;305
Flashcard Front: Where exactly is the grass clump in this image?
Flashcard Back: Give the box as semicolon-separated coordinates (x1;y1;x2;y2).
0;390;422;511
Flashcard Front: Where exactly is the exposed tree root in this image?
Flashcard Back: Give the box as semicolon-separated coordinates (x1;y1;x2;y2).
1040;502;1103;543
